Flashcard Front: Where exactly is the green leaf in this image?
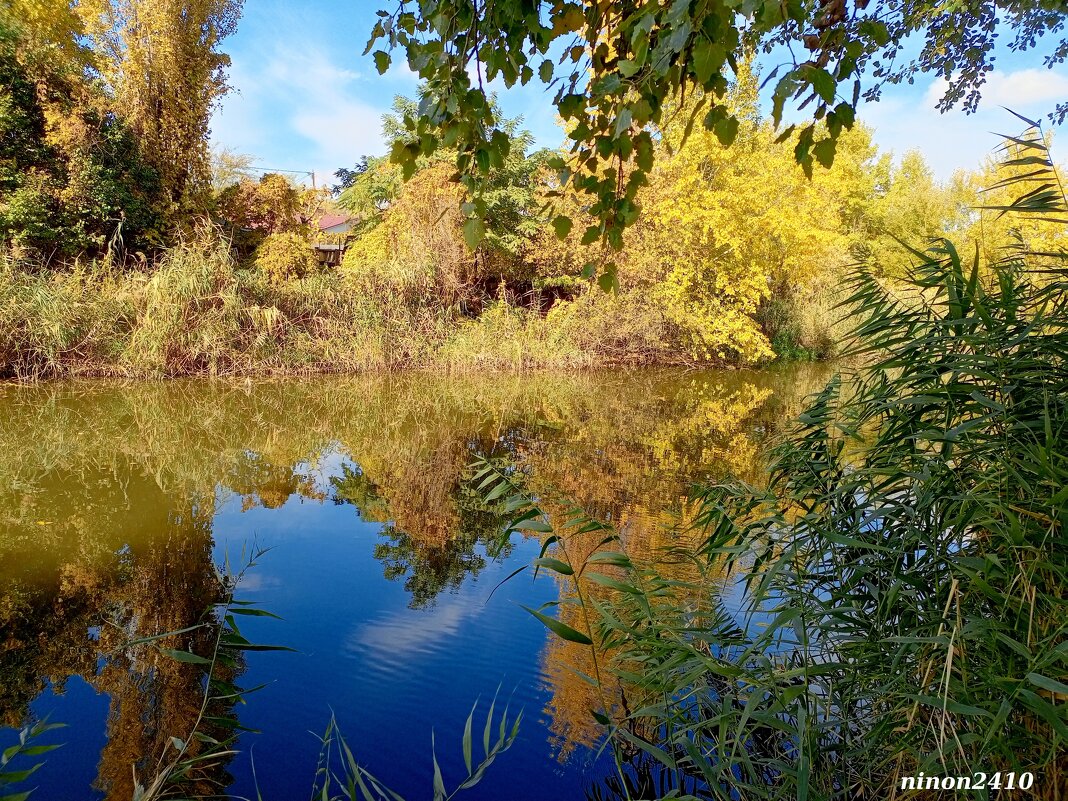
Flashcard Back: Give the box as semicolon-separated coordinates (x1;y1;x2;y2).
533;557;574;576
858;18;890;46
813;138;836;168
373;50;390;74
512;518;552;532
713;115;739;147
691;38;723;85
805;66;836;105
463;217;485;249
431;733;446;801
597;269;618;293
585;551;633;567
580;225;600;246
584;572;641;594
552;215;573;240
635;134;653;172
1027;672;1068;697
539;59;553;83
521;606;593;645
228;607;283;619
462;706;474;774
160;648;212;665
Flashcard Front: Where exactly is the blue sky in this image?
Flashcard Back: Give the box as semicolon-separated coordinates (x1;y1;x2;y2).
211;1;1068;186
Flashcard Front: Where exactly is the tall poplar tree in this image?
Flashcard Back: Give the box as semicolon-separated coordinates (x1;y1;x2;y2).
81;0;243;221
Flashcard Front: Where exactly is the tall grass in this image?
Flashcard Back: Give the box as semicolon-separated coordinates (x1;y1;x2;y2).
0;239;396;379
0;238;747;380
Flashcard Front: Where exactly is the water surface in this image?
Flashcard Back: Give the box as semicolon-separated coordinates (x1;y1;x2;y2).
0;367;827;800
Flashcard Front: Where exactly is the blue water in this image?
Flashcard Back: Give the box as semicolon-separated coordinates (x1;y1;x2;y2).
0;368;823;800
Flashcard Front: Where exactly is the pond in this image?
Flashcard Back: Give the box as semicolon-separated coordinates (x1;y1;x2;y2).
0;366;828;800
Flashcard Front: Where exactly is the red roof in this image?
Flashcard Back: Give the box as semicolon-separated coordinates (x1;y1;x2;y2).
317;213;352;230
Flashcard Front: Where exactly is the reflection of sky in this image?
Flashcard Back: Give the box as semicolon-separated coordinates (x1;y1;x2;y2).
207;485;603;801
349;592;480;665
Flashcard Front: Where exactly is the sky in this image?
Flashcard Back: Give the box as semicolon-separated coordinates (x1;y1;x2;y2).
210;0;1068;186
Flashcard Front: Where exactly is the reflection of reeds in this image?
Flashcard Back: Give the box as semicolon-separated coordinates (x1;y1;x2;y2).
0;367;828;785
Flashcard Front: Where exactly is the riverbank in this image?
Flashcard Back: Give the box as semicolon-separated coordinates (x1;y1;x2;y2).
0;241;830;380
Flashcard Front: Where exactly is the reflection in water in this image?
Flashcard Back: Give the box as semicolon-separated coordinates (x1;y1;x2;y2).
0;366;829;798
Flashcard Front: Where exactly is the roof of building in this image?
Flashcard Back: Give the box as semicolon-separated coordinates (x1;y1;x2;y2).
317;213;353;231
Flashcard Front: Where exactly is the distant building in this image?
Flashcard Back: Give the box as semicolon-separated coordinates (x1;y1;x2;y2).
313;213;355;266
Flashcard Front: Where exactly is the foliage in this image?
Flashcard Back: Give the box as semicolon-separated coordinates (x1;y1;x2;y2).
216;174;313;237
79;0;244;219
541;68;878;363
859;150;976;276
0;16;162;258
342;161;471;306
214;172;327;259
253;232;317;283
0;719;64;798
480;122;1068;799
339;96;552;307
366;0;1068;274
126;549;294;801
210;147;255;191
311;696;521;801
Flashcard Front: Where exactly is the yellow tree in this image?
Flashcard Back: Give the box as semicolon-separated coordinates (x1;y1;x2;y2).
79;0;243;220
1;0;87;69
861;150;975;276
592;66;878;363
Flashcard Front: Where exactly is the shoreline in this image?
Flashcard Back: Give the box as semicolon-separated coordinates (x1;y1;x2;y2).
0;355;822;384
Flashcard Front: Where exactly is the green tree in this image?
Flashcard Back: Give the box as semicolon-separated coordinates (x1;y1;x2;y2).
366;0;1067;270
0;13;162;258
861;150;975;276
340;95;553;303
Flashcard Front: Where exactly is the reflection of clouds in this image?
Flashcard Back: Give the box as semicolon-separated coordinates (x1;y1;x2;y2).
234;572;282;592
346;595;478;665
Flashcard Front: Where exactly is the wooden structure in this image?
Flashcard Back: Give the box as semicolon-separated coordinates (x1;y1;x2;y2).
313;214;355;266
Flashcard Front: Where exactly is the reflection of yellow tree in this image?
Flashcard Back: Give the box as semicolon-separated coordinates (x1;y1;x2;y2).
0;483;230;798
92;502;230;800
0;365;832;768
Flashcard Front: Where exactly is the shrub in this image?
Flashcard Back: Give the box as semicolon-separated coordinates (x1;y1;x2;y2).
252;232;317;284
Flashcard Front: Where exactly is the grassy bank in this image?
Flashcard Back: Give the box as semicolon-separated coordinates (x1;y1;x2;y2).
0;238;819;380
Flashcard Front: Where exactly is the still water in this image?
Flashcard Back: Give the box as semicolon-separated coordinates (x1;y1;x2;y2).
0;367;826;800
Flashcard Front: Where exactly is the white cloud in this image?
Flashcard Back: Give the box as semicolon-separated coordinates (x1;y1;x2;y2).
861;66;1067;178
347;594;479;664
212;45;389;179
924;69;1068;109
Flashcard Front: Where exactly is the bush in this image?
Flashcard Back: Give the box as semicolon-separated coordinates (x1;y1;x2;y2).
252;232;317;284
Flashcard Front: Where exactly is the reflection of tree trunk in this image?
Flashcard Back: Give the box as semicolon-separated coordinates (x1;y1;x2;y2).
91;497;233;800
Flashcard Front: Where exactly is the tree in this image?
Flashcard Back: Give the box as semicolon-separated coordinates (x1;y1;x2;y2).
216;175;291;232
537;66;880;363
861;151;975;277
210;146;254;191
340;95;553;305
365;0;1068;270
0;11;162;258
79;0;243;221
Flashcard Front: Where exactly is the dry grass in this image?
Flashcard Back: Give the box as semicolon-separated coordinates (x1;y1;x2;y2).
0;238;722;380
